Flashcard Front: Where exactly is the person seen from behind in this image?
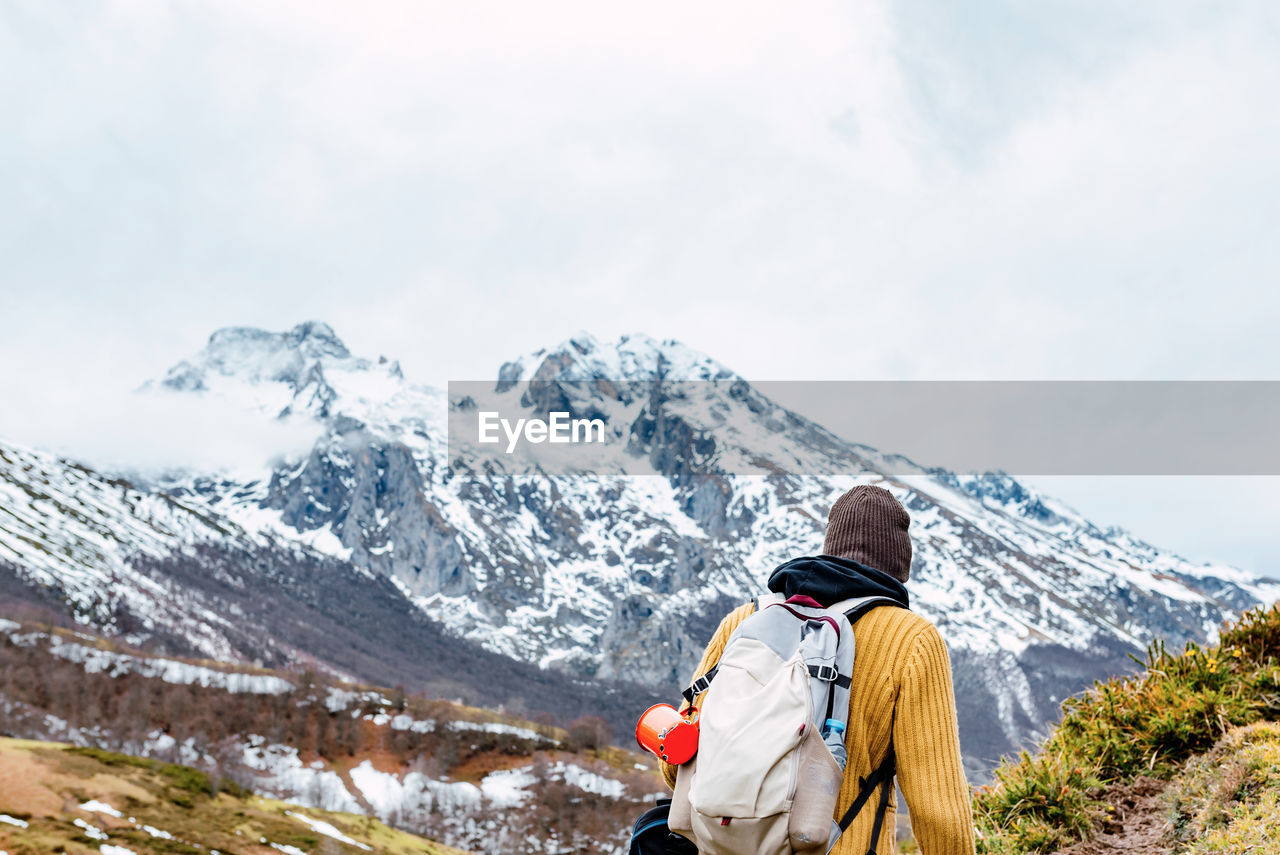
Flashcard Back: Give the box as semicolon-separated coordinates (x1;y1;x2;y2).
661;484;976;854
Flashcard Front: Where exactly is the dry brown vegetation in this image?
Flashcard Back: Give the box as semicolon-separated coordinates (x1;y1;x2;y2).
0;736;472;855
0;620;663;853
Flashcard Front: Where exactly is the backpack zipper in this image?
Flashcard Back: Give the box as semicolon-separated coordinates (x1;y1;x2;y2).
786;658;814;804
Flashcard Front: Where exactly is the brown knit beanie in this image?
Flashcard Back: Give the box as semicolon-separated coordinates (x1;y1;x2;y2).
823;485;913;582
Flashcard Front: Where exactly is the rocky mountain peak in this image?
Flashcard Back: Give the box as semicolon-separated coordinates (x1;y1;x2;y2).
181;321;352;387
283;320;349;356
153;322;419;425
499;332;734;390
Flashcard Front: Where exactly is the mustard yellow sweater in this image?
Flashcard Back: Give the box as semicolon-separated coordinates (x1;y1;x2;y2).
662;603;975;855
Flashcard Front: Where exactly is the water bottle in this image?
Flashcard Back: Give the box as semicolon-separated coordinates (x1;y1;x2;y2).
822;718;847;770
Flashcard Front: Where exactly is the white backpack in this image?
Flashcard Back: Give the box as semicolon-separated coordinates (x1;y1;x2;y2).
669;593;901;855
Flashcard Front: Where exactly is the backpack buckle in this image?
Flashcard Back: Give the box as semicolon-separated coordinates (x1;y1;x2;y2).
810;664;839;682
682;665;721;703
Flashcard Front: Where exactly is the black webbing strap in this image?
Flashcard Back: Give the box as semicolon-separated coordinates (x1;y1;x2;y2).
864;751;896;855
837;747;896;853
681;665;718;705
680;596;768;706
844;597;903;624
807;663;852;688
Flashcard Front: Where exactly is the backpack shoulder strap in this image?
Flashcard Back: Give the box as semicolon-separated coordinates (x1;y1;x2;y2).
680;595;777;705
753;592;785;612
828;595;905;625
681;665;718;705
629;799;698;855
827;597;904;853
836;746;896;846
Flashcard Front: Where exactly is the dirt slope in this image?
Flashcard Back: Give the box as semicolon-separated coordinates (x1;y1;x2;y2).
0;737;474;855
1050;776;1171;855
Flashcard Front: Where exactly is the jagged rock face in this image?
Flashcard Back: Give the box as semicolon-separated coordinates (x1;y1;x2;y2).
3;323;1278;770
264;430;467;597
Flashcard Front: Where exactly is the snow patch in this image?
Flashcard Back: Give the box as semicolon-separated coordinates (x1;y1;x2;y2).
449;720;544;741
42;636;293;694
554;762;625;798
78;800;123;818
72;818;108;840
286;811;371;851
269;845;307;855
479;767;535;807
239;736;362;813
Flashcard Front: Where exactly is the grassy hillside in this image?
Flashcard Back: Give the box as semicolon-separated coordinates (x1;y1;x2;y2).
0;616;659;854
0;737;473;855
973;602;1280;854
1167;720;1280;854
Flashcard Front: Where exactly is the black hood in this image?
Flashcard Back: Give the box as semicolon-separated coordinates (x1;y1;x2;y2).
767;554;909;609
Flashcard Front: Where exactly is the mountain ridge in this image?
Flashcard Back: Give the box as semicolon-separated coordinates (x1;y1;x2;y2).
2;321;1276;774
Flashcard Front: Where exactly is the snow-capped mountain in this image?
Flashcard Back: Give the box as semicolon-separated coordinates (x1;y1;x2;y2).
3;321;1277;771
0;435;653;732
0;439;268;658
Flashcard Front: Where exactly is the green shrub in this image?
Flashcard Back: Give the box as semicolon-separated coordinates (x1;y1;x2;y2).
1219;602;1280;663
975;602;1280;854
973;750;1104;854
159;762;214;796
66;745;155;769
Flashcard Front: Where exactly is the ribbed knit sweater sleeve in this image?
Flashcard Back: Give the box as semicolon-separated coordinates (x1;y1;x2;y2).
893;624;975;855
660;602;753;790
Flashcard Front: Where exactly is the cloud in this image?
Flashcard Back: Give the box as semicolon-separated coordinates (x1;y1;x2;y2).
2;0;1277;382
1;0;1278;571
1026;475;1280;579
0;379;323;480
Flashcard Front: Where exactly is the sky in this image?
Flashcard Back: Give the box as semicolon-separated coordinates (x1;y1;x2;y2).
1;1;1278;573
